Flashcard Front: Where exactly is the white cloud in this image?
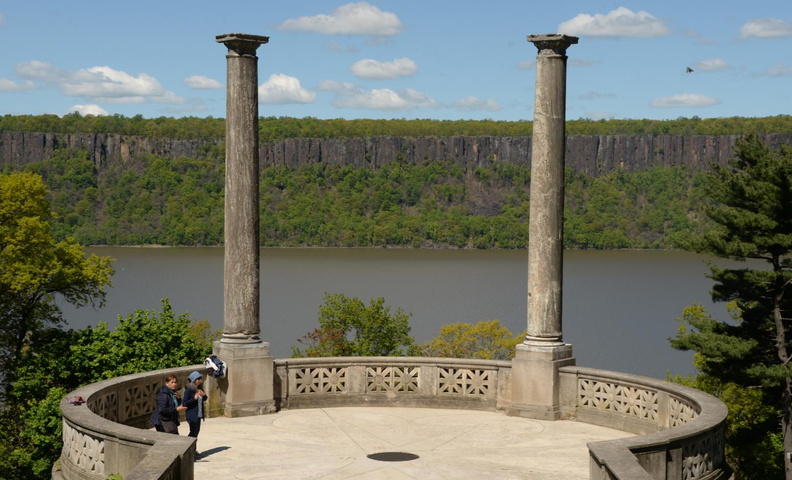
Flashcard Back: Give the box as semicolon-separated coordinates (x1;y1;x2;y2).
184;75;223;90
740;18;792;38
333;87;437;111
64;66;167;99
16;61;185;105
350;58;417;80
693;59;730;72
68;104;109;116
758;63;792;77
16;60;68;82
650;93;720;108
452;96;502;112
558;7;671;38
0;78;35;92
258;74;316;104
277;2;403;36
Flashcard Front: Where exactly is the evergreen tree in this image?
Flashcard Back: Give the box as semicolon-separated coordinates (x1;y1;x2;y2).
671;134;792;479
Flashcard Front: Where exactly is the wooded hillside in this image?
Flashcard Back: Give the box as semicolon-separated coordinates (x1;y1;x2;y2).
2;114;790;249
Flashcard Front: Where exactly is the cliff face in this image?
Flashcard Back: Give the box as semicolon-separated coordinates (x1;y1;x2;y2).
2;131;790;175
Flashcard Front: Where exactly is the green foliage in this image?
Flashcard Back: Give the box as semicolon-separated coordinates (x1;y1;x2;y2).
292;293;414;357
0;172;114;387
3;113;792;139
0;299;219;478
14;148;708;248
670;134;792;479
670;305;783;479
411;319;524;360
69;299;219;382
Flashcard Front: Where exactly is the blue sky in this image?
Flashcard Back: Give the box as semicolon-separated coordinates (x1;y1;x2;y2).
1;1;790;122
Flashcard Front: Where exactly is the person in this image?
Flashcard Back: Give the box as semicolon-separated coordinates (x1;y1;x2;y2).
182;371;208;448
149;374;187;434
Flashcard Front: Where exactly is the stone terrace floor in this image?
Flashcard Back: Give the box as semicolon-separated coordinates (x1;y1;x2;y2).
192;406;633;480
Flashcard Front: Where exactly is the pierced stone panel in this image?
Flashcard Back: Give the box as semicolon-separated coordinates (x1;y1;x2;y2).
121;380;160;422
89;391;118;422
682;431;724;480
670;397;699;427
438;368;492;397
366;366;419;393
63;422;105;476
293;367;348;394
578;378;658;422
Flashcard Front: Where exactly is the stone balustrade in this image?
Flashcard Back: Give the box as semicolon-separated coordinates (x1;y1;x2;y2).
559;366;730;480
273;356;512;410
56;365;200;480
58;359;730;480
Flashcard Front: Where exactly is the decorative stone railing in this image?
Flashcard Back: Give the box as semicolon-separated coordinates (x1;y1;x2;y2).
57;365;200;480
273;356;512;410
58;359;730;480
558;366;730;480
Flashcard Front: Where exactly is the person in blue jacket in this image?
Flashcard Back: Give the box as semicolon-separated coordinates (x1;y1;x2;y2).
149;374;187;434
182;371;208;455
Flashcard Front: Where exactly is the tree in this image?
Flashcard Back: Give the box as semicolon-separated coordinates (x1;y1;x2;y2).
411;319;524;360
292;293;413;357
0;172;114;394
670;134;792;479
0;298;219;478
670;304;783;479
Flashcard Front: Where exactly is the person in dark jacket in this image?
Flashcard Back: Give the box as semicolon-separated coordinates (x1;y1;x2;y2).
182;371;208;455
149;374;187;434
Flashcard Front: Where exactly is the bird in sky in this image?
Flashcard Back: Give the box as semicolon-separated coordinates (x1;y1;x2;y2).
686;67;694;73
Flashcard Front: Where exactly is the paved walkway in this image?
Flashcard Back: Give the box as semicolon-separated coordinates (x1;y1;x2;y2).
192;407;632;479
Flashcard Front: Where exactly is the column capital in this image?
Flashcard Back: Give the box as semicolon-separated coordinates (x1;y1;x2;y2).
527;34;578;56
216;33;269;56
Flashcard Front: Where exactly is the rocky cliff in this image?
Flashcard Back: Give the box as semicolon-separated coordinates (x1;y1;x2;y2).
2;131;790;175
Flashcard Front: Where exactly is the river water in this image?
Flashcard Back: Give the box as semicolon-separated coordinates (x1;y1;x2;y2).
59;248;753;379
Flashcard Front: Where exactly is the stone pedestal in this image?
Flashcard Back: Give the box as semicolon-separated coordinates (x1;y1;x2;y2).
507;343;575;420
210;341;275;417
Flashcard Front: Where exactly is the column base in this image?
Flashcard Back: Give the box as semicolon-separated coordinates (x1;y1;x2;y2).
208;341;276;418
505;342;575;420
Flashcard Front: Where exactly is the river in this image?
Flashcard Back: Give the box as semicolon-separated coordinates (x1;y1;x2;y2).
59;248;753;379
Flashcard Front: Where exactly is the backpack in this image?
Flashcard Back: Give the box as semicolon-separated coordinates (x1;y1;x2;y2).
204;355;227;378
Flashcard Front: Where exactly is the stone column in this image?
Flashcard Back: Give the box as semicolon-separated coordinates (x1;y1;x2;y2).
217;33;268;344
508;34;578;420
211;33;274;417
525;33;577;344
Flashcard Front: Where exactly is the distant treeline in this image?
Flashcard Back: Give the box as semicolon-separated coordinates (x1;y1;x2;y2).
8;113;787;249
8;145;707;249
2;113;792;142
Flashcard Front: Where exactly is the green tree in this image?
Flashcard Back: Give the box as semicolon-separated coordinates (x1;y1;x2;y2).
411;319;524;360
292;293;414;357
0;172;114;393
0;298;219;479
670;304;783;480
670;134;792;479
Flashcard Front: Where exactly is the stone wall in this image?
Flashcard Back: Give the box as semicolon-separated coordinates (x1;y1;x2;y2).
58;358;731;480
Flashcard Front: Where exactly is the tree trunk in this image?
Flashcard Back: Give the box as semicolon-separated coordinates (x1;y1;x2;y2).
772;260;792;480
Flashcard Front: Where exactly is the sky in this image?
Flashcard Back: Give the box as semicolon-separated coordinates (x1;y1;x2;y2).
1;1;790;122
